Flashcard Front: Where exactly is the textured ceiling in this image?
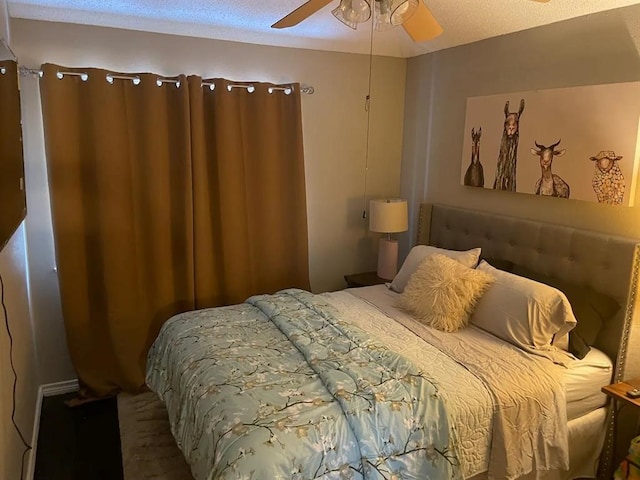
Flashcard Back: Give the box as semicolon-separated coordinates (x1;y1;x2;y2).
8;0;640;58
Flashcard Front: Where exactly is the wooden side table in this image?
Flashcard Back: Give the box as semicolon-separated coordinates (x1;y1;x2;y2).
602;379;640;411
601;378;640;477
344;271;387;288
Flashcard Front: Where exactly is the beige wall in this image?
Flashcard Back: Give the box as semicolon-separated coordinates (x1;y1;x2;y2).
0;0;8;47
0;225;38;480
11;19;406;384
401;4;640;260
20;71;73;386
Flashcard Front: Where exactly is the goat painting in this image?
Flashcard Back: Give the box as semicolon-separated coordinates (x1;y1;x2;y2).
590;150;625;205
530;140;570;198
463;128;484;187
493;99;525;191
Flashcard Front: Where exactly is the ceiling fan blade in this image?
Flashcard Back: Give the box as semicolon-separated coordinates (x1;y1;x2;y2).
402;2;443;42
272;0;335;28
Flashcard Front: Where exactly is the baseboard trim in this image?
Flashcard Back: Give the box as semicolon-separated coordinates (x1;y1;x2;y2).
41;379;79;397
26;379;78;479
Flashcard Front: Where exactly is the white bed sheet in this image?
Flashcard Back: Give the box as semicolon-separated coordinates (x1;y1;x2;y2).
564;348;611;420
329;284;609;479
468;408;607;480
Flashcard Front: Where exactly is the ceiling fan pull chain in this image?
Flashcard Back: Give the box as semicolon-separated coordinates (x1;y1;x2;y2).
362;14;375;221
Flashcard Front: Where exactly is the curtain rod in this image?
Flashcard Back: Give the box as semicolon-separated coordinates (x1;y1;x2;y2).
18;66;315;94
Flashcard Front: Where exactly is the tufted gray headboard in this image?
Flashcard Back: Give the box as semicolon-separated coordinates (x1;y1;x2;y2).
417;203;640;476
417;203;639;375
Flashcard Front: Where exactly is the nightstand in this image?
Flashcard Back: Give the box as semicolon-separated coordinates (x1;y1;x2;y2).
344;271;387;288
601;378;640;475
602;378;640;411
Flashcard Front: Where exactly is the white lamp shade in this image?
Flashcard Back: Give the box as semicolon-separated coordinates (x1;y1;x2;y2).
369;199;408;233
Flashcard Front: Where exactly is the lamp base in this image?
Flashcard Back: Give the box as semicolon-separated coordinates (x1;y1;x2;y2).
377;237;398;281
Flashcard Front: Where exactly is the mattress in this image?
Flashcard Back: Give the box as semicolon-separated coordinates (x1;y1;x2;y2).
564;347;612;420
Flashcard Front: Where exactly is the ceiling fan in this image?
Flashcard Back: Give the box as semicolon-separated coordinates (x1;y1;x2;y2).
272;0;550;43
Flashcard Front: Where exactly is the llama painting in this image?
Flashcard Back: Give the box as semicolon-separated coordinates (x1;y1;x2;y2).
460;82;640;206
590;150;625;205
530;140;570;198
463;128;484;187
493;99;525;192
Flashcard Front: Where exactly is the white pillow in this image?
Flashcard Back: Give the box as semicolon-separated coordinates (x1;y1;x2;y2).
398;254;494;332
390;245;481;293
471;261;577;351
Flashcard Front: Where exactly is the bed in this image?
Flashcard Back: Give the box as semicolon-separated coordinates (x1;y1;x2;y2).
146;203;640;480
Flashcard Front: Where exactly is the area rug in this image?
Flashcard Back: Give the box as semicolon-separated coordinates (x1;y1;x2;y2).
117;392;193;480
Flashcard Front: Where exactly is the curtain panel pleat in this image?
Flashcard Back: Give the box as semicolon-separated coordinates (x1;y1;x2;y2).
39;65;310;396
189;77;310;307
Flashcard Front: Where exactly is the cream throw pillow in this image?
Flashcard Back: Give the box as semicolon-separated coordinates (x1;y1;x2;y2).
390;245;482;293
398;254;495;332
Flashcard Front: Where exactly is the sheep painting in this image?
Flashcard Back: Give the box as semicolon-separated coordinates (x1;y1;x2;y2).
590;150;625;205
530;140;570;198
493;99;525;192
463;127;484;187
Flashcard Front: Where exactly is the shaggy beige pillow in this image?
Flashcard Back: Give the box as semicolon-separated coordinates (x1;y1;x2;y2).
398;254;494;332
390;245;482;293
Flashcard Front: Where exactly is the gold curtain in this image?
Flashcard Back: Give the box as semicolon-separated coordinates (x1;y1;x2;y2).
0;60;26;249
40;65;195;396
189;77;310;307
40;65;310;396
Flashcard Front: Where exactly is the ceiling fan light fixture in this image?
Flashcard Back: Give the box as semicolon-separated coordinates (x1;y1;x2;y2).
334;0;372;27
331;5;358;29
272;0;447;42
373;0;419;31
373;0;392;31
389;0;418;25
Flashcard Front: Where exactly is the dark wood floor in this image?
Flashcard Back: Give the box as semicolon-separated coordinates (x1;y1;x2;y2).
34;392;123;480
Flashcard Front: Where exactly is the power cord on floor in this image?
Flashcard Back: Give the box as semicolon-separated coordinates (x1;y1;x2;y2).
0;272;32;480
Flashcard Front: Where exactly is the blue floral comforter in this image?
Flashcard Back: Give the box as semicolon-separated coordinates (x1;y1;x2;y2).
146;289;461;480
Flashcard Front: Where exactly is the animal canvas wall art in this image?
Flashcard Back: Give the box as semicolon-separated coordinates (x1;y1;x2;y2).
459;82;640;206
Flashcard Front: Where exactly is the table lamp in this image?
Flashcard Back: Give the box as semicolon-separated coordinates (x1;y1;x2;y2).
369;199;408;280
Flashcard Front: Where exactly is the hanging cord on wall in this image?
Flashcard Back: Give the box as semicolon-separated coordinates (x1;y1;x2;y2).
362;16;375;220
0;273;32;480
